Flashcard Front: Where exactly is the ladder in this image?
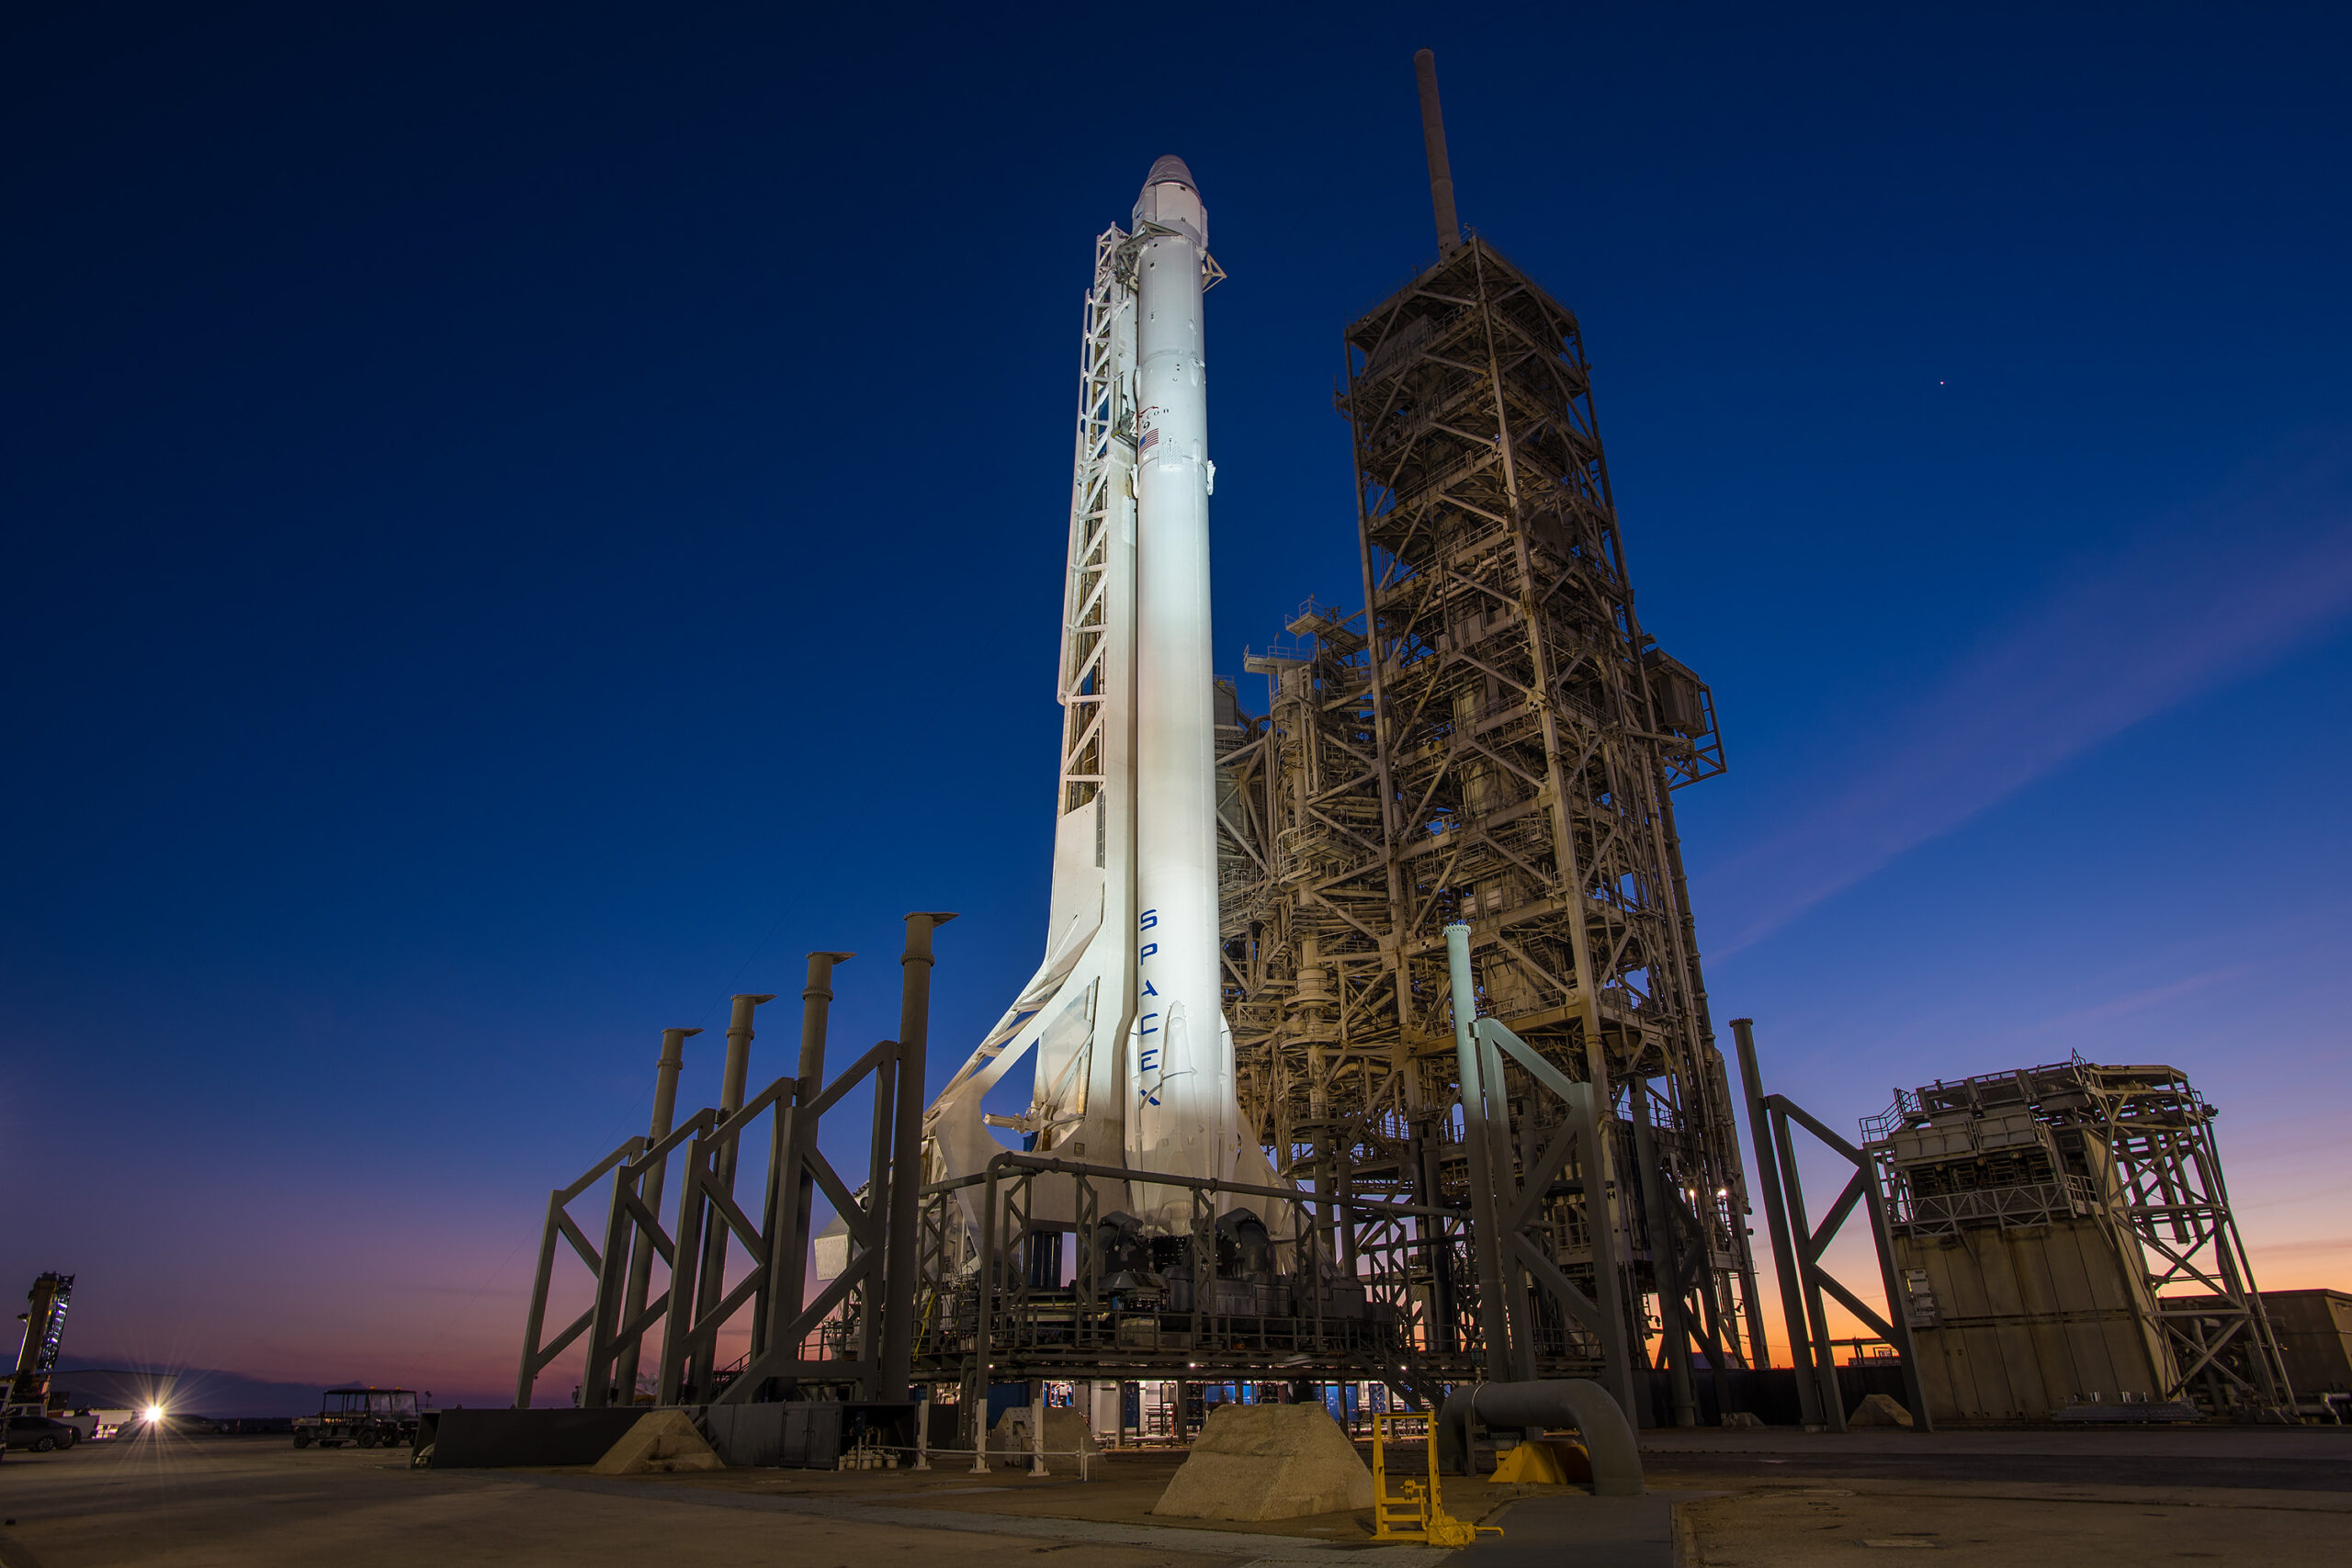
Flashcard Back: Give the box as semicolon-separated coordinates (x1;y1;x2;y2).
1369;1412;1502;1548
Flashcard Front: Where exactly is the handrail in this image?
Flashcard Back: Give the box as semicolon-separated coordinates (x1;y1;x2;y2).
922;1150;1453;1222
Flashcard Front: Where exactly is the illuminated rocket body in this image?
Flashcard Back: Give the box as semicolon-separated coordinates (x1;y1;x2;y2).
923;158;1262;1229
1126;159;1233;1201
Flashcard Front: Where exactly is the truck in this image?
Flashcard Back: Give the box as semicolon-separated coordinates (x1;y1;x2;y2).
292;1388;420;1450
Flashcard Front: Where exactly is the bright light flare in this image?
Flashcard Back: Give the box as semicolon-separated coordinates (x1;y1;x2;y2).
142;1404;164;1424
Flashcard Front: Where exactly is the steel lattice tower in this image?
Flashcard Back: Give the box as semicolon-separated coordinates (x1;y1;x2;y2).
1216;220;1769;1386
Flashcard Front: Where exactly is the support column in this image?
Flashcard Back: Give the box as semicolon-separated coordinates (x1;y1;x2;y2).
616;1026;699;1404
1444;922;1515;1381
970;1156;1001;1473
1475;1020;1539;1384
1732;1019;1824;1428
1629;1077;1697;1427
756;953;851;1371
882;912;954;1402
691;991;772;1394
1772;1106;1846;1431
1860;1167;1936;1432
857;1043;897;1391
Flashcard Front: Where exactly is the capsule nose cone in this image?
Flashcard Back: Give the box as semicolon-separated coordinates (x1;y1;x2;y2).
1134;154;1206;246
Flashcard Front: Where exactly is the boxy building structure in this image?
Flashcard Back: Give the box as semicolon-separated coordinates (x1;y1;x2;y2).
1861;1060;2293;1423
2259;1290;2352;1416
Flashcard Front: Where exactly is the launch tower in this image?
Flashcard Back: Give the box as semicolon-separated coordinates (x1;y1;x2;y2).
1216;52;1769;1391
885;51;1768;1422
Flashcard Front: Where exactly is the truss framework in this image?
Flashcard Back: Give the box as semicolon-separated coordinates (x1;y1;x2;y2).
1054;226;1137;819
1216;234;1766;1393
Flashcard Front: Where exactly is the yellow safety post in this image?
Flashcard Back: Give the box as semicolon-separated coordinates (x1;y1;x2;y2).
1369;1412;1502;1547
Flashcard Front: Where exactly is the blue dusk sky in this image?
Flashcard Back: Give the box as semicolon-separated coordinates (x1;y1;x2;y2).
4;2;2348;1405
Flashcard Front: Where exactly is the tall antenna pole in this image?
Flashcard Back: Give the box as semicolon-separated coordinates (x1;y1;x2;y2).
1414;49;1462;256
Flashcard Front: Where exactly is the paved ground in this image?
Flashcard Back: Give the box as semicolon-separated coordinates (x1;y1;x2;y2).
1640;1427;2352;1565
1449;1495;1678;1568
0;1437;1447;1568
0;1427;2346;1566
1641;1425;2352;1492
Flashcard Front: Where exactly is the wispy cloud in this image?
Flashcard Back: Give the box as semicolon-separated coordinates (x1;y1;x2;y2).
2018;965;2251;1034
2245;1235;2352;1258
1702;450;2352;952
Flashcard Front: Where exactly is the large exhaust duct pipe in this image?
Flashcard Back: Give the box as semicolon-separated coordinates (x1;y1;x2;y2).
1436;1380;1645;1495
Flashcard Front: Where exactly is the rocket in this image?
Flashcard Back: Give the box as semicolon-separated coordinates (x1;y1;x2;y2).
923;157;1269;1229
1127;157;1233;1206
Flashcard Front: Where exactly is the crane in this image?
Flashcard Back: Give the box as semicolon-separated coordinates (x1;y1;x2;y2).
3;1272;74;1459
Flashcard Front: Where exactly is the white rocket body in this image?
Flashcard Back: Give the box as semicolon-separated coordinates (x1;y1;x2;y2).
922;158;1267;1233
1125;161;1235;1212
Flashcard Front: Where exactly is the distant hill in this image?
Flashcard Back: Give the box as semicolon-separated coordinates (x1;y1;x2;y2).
57;1362;343;1418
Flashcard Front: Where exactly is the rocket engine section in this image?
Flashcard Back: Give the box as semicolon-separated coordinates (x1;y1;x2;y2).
922;159;1274;1234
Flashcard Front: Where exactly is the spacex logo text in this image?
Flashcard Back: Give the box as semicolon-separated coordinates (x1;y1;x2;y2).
1137;908;1161;1106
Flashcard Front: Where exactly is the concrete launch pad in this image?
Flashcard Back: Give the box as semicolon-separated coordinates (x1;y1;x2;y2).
3;1428;2348;1567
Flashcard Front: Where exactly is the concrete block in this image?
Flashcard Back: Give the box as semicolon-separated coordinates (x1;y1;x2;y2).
592;1409;725;1474
1151;1404;1373;1521
1848;1393;1915;1428
988;1405;1098;1455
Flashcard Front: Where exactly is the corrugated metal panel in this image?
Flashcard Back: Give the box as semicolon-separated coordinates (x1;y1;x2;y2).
1897;1222;2169;1423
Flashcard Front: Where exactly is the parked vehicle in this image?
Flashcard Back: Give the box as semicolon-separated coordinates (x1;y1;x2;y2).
85;1408;142;1439
3;1416;81;1452
292;1388;419;1450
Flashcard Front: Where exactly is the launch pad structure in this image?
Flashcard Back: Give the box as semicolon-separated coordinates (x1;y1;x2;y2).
507;54;2312;1457
900;54;1769;1427
514;52;1777;1441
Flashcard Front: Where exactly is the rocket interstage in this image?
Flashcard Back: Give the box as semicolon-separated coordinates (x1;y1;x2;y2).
922;157;1270;1233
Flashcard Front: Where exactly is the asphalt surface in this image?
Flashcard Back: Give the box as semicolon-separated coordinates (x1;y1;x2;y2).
1645;1446;2352;1493
1446;1495;1676;1568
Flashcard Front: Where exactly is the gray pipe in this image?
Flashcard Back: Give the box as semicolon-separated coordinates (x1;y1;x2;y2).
1437;1379;1643;1496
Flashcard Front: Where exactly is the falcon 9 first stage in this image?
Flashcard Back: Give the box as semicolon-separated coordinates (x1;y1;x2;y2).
924;158;1275;1228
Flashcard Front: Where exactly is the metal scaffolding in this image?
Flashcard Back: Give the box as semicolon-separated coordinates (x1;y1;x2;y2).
1212;226;1766;1405
1863;1059;2294;1421
516;917;950;1413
